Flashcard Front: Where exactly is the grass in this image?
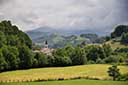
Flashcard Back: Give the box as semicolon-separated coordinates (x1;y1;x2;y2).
0;64;128;82
0;80;128;85
105;40;128;50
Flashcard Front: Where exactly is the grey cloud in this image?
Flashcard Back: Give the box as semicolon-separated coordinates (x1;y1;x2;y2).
0;0;11;6
0;0;7;4
0;0;128;35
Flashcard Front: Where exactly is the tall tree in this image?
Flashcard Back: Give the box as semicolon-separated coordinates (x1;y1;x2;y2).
0;50;7;72
1;46;19;70
19;46;34;69
0;31;6;48
35;53;48;67
85;45;106;62
53;48;72;66
102;44;112;57
71;46;87;65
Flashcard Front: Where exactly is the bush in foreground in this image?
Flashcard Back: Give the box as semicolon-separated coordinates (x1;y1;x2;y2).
108;65;120;81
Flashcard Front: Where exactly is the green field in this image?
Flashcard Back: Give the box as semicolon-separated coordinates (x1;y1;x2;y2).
0;64;128;82
0;80;128;85
105;40;128;50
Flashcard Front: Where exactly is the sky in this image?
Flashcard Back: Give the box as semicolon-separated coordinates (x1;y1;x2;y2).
0;0;128;34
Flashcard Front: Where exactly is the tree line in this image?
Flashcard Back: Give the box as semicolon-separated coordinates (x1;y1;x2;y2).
0;20;128;72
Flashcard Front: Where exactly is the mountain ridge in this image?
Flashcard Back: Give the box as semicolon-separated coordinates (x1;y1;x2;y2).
26;27;105;48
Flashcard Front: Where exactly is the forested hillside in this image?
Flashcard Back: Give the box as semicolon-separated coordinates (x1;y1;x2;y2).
0;20;32;48
0;20;33;71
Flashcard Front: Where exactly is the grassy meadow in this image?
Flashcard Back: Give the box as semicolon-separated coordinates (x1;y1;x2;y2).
0;64;128;83
106;40;128;50
0;80;128;85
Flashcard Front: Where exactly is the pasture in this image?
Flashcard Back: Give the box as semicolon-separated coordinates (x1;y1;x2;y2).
0;64;128;82
0;80;128;85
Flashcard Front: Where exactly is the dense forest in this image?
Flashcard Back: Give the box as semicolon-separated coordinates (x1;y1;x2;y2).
0;20;33;71
0;20;128;72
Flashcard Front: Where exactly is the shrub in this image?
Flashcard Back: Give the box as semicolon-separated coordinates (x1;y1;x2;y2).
88;60;95;64
104;55;119;64
121;33;128;44
96;58;105;64
117;73;128;81
108;65;120;81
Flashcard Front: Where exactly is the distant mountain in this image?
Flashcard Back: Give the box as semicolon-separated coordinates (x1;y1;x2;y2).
26;27;54;40
26;26;104;48
27;26;101;39
33;33;90;48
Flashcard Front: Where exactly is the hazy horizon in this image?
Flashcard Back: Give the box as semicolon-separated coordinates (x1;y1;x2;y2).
0;0;128;35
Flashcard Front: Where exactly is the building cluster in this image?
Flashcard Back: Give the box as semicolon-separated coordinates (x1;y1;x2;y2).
34;40;54;55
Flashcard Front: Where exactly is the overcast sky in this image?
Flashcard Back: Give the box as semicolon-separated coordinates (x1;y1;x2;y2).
0;0;128;34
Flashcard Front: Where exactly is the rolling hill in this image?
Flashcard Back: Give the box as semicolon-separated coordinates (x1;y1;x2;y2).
105;37;128;50
33;33;91;48
27;27;104;48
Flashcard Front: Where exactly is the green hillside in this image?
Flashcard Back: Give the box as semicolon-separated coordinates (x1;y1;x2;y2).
106;40;128;50
108;25;128;50
34;33;89;48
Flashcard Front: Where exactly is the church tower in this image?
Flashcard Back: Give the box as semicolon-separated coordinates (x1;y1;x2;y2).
44;40;48;48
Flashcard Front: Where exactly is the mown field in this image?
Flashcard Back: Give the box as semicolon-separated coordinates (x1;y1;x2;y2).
0;80;128;85
0;64;128;83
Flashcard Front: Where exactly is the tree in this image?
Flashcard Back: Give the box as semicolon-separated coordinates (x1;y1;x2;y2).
47;55;55;67
96;58;105;64
0;51;7;72
19;46;34;69
105;36;111;41
0;31;6;48
53;48;72;66
6;35;18;46
85;45;106;62
1;46;19;70
34;53;48;67
32;58;39;68
108;65;120;80
54;55;72;66
7;53;19;69
111;25;128;38
64;45;74;57
18;31;32;49
102;44;112;57
121;33;128;44
71;46;87;65
104;55;119;64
